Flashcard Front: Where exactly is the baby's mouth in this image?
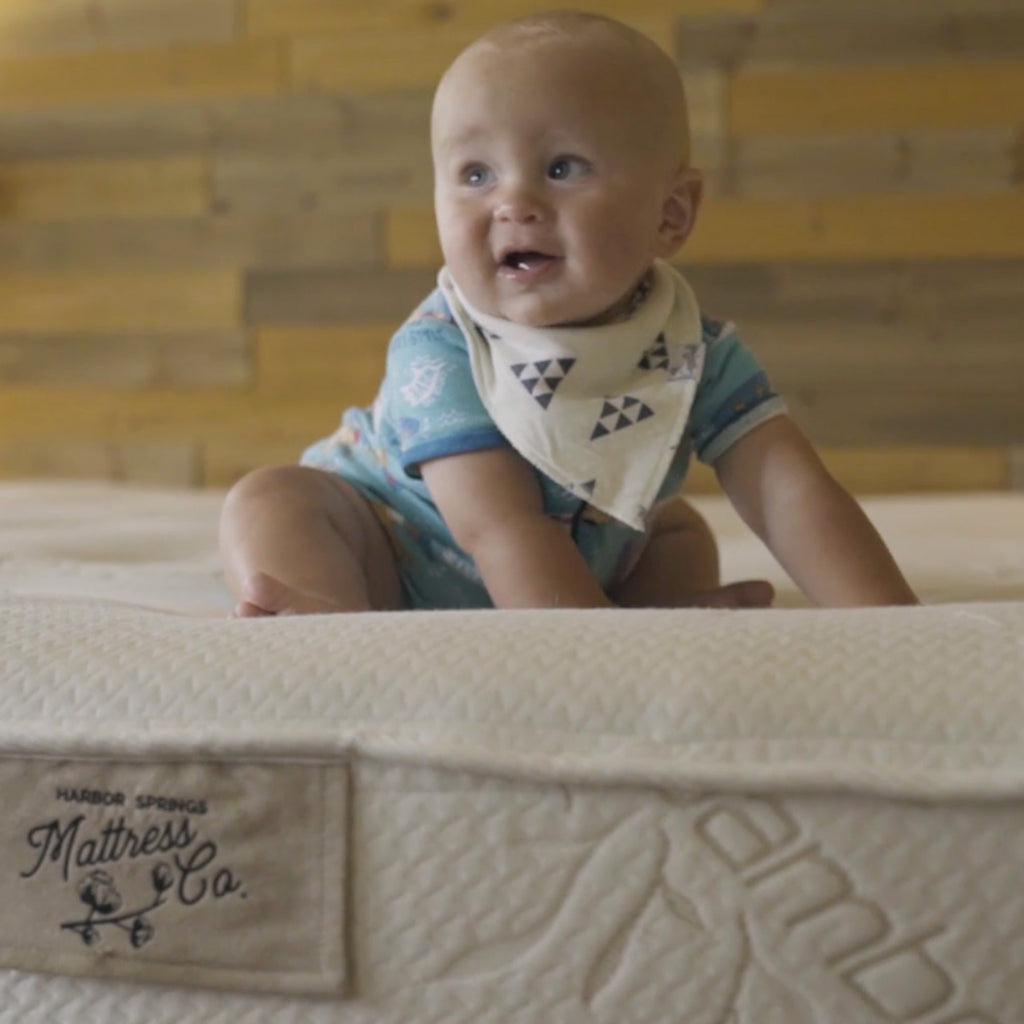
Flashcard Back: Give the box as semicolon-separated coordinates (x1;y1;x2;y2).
499;251;559;274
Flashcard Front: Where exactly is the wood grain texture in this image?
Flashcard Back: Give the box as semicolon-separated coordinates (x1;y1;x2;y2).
0;40;284;111
1;0;1023;488
0;439;200;485
0;214;379;274
0;331;251;388
289;17;674;94
0;157;208;220
246;267;439;326
248;0;761;38
688;193;1024;262
731;61;1024;135
0;271;241;332
0;388;338;443
212;151;432;216
684;446;1010;496
256;325;388;404
732;129;1017;199
0;0;239;58
0;92;433;161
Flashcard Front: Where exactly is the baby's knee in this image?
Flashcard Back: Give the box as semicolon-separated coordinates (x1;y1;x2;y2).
650;496;715;545
222;464;316;519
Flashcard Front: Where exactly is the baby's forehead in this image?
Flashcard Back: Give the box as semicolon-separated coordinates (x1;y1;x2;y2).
433;26;686;158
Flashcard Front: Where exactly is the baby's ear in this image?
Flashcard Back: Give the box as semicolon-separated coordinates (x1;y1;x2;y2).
656;168;703;258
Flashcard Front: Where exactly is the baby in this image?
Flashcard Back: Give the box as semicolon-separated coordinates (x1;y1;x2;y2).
219;10;918;614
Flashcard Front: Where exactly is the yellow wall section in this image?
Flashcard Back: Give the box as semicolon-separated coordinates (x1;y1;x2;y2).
0;41;284;110
0;158;208;220
0;272;241;333
731;61;1024;135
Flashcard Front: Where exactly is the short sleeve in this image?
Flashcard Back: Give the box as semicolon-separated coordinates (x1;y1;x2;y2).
382;307;507;475
689;317;786;464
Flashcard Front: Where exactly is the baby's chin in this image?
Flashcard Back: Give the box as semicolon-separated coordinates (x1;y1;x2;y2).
494;297;619;329
453;276;617;328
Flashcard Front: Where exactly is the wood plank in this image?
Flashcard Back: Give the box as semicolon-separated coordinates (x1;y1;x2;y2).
201;91;433;157
733;129;1017;199
388;194;1024;265
900;260;1024;312
683;68;728;140
0;439;200;485
903;129;1018;193
203;438;310;487
256;325;388;405
289;28;479;95
732;134;904;200
0;331;252;388
786;385;1024;447
212;152;432;217
688;193;1024;262
0;157;207;220
0;387;344;443
741;318;1024;395
290;16;675;94
818;446;1008;496
0;40;284;112
250;0;760;38
733;1;1024;67
0;101;210;160
731;61;1024;136
1011;447;1024;491
0;270;241;332
0;213;379;273
683;446;1011;496
385;205;439;269
246;267;438;326
689;259;1024;320
0;91;433;161
0;0;238;58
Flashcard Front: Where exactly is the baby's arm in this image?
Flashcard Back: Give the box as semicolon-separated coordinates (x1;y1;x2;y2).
714;415;918;606
421;447;614;609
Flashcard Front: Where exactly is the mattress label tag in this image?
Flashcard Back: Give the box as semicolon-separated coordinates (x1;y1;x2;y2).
0;757;348;996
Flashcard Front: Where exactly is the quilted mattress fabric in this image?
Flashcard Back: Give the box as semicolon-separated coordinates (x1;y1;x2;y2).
0;482;1023;1023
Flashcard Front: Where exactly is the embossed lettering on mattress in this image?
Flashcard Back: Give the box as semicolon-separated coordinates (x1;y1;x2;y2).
0;758;348;995
695;796;1003;1024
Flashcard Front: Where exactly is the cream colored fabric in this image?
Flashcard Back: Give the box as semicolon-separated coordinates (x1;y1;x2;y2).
0;482;1023;1020
438;261;704;528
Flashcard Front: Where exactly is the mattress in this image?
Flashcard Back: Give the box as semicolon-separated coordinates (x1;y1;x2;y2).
1;480;1023;1023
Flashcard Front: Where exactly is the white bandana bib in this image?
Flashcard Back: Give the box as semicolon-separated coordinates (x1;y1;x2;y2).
438;259;705;530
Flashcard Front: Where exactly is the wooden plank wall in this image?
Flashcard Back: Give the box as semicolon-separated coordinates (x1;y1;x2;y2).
1;0;1023;493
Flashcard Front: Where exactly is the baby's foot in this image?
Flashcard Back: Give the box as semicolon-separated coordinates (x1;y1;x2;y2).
233;571;344;617
685;579;775;609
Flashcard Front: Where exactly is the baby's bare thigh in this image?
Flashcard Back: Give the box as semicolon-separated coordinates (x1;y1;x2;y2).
310;470;404;610
609;496;719;607
223;464;404;611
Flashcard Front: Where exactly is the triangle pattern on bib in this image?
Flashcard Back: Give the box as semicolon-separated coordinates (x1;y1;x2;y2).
590;395;655;440
510;358;576;410
637;333;670;371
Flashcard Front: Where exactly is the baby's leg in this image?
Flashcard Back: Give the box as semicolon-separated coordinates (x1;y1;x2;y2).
608;496;773;609
218;465;403;615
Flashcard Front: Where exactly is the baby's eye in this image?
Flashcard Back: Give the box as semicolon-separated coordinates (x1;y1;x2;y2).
461;164;493;187
547;156;589;181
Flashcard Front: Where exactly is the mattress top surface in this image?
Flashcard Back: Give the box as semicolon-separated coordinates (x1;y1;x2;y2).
1;481;1023;797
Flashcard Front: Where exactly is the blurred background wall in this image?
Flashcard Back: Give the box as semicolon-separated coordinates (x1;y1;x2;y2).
1;0;1022;492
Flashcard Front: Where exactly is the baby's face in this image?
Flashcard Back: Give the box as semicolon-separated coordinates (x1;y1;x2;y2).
431;40;690;327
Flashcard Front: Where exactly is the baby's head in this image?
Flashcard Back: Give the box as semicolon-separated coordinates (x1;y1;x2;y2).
431;11;701;328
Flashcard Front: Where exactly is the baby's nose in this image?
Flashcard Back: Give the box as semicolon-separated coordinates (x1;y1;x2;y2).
495;181;548;223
